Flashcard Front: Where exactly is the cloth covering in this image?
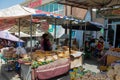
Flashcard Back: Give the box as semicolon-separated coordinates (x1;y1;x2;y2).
106;50;120;57
35;58;70;79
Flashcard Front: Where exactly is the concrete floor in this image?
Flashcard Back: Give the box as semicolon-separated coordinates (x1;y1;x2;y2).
83;59;100;73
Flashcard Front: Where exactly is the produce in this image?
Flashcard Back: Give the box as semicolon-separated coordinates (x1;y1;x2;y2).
36;57;45;62
52;55;58;60
45;56;54;61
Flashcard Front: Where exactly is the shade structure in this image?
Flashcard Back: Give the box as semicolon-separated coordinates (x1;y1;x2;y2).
62;21;106;31
0;4;71;21
0;31;24;42
60;34;75;39
0;4;36;31
32;12;69;25
15;32;30;37
0;4;35;19
56;0;120;9
0;4;79;31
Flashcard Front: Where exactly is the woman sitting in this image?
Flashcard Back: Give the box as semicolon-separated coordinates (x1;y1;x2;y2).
84;41;91;59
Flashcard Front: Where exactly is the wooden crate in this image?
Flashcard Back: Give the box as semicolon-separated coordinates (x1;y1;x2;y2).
70;56;83;69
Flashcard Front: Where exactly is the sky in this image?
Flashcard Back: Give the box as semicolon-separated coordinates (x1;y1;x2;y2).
0;0;26;10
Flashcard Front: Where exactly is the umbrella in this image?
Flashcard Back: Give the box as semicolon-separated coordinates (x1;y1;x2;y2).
62;21;107;31
0;31;24;42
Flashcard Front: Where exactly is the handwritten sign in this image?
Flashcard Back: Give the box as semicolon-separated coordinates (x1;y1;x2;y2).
28;0;42;8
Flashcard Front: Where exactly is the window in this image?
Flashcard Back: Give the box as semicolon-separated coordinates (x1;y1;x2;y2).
37;2;64;15
53;3;58;11
49;3;53;12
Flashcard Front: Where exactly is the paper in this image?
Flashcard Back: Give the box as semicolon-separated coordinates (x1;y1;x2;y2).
71;51;83;57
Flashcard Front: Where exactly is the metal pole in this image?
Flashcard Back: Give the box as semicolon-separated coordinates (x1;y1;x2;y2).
65;5;68;34
54;18;57;41
84;22;87;52
69;6;73;54
30;15;33;54
18;18;20;47
18;18;21;58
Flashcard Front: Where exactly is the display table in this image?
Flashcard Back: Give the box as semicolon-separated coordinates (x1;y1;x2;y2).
106;50;120;65
20;58;70;80
70;51;83;69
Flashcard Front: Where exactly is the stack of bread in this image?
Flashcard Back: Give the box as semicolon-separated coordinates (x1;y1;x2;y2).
4;47;17;59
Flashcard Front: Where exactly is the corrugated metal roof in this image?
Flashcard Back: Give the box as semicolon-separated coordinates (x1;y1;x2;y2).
56;0;120;9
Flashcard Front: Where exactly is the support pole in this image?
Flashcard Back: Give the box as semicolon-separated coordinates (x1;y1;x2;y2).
18;18;20;47
84;22;87;51
54;18;57;41
69;6;73;54
18;18;21;58
65;5;68;34
30;16;33;54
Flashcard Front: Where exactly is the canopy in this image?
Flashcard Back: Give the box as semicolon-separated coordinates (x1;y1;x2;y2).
0;4;66;19
0;4;35;19
15;32;30;37
56;0;120;9
62;21;106;31
0;4;78;31
0;4;36;31
0;31;24;42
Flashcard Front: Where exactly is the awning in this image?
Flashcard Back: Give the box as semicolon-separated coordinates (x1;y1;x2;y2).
56;0;120;9
62;21;106;31
15;32;30;37
0;4;35;19
0;4;80;31
0;4;36;31
0;31;24;42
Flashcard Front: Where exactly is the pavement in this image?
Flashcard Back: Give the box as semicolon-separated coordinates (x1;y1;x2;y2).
83;59;100;73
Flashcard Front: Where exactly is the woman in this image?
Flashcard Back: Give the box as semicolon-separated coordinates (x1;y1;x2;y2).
84;41;91;59
72;38;79;50
98;43;114;65
41;33;52;51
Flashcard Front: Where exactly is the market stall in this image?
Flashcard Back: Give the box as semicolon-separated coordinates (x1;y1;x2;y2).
18;45;84;80
0;4;84;80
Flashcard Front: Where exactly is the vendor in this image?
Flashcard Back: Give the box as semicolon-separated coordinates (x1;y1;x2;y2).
41;33;52;51
98;43;114;65
84;41;91;59
72;38;79;50
63;38;69;46
94;36;104;58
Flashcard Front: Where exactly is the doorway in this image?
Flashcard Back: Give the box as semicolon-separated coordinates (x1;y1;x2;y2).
115;24;120;47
